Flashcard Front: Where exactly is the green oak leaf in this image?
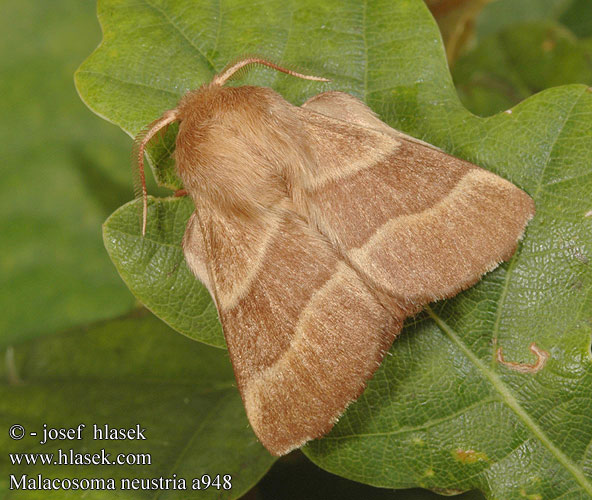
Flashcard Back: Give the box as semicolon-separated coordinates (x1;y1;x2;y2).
0;0;137;346
0;311;275;499
104;195;224;347
453;20;592;116
76;0;592;498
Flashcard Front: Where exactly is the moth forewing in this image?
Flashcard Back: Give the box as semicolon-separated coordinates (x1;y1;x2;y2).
299;92;535;309
183;201;403;455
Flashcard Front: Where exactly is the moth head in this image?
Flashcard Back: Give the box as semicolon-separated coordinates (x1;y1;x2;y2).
132;57;329;236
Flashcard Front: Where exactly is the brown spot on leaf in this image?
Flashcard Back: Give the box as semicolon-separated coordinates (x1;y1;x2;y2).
496;342;549;373
454;448;488;464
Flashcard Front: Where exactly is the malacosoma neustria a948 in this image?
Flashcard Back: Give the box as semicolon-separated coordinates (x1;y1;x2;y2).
133;57;535;456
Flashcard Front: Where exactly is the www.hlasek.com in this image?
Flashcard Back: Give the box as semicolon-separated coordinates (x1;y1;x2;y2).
8;423;232;492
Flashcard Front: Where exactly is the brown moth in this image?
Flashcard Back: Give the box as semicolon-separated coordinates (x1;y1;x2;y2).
134;57;535;456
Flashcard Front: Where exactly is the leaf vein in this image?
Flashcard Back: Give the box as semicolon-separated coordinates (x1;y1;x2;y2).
76;70;180;98
142;0;217;72
533;88;587;198
425;306;592;495
324;395;499;440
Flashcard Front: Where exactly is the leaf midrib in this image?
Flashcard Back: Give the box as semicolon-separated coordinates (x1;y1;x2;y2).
425;305;592;496
142;0;216;71
491;88;586;365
